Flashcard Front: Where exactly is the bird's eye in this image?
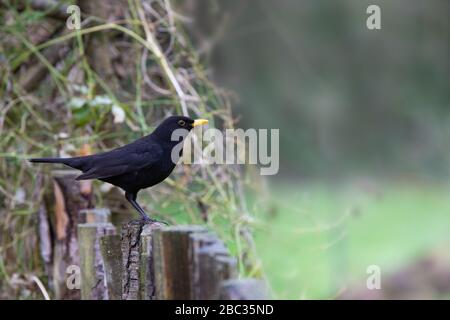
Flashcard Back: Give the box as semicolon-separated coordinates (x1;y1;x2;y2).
178;120;186;126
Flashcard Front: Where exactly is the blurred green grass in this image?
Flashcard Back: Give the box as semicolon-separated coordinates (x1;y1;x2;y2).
253;181;450;299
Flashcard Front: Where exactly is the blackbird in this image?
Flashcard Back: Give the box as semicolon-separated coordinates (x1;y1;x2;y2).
30;116;208;222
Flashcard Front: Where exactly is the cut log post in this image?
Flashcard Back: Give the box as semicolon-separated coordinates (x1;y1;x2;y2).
139;223;164;300
79;208;111;223
121;220;144;300
196;241;238;299
219;279;270;300
153;225;208;300
189;232;218;299
100;234;122;300
48;170;94;300
121;220;164;300
78;223;116;300
213;255;238;295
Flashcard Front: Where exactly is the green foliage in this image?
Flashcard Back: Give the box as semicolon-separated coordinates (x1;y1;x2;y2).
0;0;261;298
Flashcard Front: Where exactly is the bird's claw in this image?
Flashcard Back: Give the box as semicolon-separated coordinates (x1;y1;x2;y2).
155;219;170;226
141;215;170;226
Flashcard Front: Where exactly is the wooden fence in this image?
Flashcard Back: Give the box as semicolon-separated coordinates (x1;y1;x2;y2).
38;170;267;300
76;213;268;300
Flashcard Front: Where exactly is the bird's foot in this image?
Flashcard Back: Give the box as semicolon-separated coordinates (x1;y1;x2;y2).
140;214;169;226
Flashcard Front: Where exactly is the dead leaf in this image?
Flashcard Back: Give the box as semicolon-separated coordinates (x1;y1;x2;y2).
53;181;68;240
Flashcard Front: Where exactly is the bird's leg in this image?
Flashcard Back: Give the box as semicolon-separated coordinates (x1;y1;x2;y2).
125;191;151;221
125;192;168;225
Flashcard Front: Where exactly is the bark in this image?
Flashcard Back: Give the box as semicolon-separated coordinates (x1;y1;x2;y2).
78;223;116;300
153;225;208;299
121;220;164;300
100;234;122;300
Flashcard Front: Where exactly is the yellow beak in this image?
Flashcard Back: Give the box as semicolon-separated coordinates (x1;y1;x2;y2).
192;119;209;127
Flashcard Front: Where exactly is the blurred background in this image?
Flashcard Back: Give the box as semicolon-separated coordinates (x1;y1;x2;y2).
1;0;450;299
187;0;450;299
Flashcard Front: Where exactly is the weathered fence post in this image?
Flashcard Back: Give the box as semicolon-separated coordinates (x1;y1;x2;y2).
195;240;237;299
78;223;116;300
139;223;164;299
189;232;218;299
100;234;122;300
82;221;267;301
121;220;143;300
121;220;164;300
39;169;267;301
79;208;111;223
153;226;208;299
219;279;270;300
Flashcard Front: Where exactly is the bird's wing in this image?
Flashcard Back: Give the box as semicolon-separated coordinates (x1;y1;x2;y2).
75;165;130;180
75;143;163;181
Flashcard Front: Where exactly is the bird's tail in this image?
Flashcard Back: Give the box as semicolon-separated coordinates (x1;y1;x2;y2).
29;157;69;164
29;156;86;170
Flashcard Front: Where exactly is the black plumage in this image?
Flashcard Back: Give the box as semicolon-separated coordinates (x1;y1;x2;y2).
30;116;208;222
